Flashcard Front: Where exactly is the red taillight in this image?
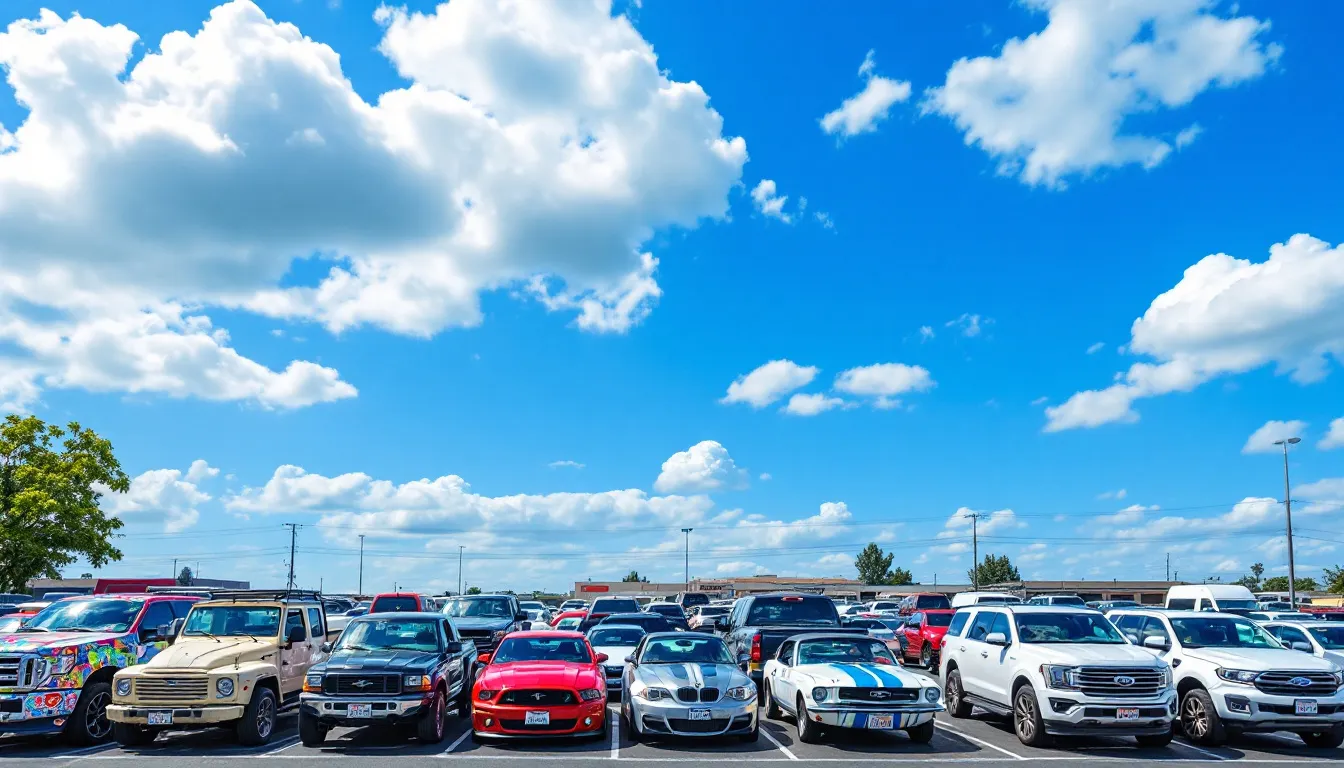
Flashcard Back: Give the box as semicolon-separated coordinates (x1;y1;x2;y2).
750;633;762;663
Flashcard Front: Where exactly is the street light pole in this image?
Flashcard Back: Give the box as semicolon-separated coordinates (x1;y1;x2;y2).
458;546;465;596
1274;437;1302;607
681;528;693;592
358;535;365;596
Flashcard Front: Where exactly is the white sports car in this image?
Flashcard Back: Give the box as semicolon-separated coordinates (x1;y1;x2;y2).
762;633;943;743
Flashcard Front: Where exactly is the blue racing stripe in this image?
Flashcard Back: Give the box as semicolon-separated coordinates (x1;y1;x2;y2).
825;663;862;685
864;664;905;688
833;663;881;687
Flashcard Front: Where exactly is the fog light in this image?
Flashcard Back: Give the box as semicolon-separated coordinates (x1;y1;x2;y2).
1224;695;1251;714
583;716;593;726
484;718;493;727
1049;698;1074;714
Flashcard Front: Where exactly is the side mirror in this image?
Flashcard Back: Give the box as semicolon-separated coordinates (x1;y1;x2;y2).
1292;641;1314;653
1142;636;1169;650
445;641;462;654
737;655;750;671
477;652;492;665
594;653;609;664
713;617;728;631
520;622;531;631
320;641;333;654
286;626;306;646
1125;633;1139;644
984;632;1009;647
515;612;529;622
624;654;636;665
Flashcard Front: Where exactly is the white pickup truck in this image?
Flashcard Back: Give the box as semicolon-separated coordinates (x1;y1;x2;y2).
940;605;1175;747
1110;609;1344;747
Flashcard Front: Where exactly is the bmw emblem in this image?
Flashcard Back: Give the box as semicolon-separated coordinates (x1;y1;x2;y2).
1113;676;1135;687
1289;677;1313;687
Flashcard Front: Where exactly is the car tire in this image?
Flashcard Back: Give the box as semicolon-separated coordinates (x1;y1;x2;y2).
1301;728;1344;748
623;705;640;743
1179;688;1225;747
945;669;973;719
906;719;935;744
112;722;158;747
919;644;933;668
1012;684;1052;748
796;695;822;744
1136;729;1174;748
298;711;327;747
763;682;782;720
66;681;114;745
236;687;278;747
417;688;448;744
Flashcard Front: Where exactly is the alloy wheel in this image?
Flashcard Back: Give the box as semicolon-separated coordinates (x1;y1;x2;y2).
257;695;275;739
1182;696;1208;738
86;691;112;740
1014;694;1036;742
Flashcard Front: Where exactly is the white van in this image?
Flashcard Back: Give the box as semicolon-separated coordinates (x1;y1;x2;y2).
950;591;1023;608
1164;584;1258;613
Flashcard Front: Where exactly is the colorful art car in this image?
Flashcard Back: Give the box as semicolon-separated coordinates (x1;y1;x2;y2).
0;594;197;744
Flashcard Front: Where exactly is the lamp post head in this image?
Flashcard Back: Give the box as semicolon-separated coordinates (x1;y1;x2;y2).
1274;437;1302;446
681;528;693;534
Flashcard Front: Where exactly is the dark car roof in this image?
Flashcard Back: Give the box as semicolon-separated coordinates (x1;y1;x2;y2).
353;611;444;621
604;612;665;620
782;632;879;643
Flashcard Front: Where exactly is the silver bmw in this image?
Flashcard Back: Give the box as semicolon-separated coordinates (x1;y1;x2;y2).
620;632;757;742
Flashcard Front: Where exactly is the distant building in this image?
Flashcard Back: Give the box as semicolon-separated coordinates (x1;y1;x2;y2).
26;577;250;598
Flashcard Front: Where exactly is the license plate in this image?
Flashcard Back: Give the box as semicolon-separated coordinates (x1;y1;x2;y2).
1296;699;1319;715
867;714;894;729
1116;708;1140;721
147;711;173;726
689;709;712;721
525;711;550;726
347;704;372;719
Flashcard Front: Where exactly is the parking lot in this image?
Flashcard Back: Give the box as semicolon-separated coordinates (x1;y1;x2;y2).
3;669;1343;767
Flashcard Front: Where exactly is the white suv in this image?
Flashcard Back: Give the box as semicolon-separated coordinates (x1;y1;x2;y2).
940;605;1175;747
1111;609;1344;747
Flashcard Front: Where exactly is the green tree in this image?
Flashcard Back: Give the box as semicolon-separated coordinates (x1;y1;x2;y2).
622;571;649;583
856;543;895;585
177;566;194;586
1235;562;1266;590
1324;566;1344;594
1261;576;1319;592
466;586;483;595
968;554;1020;587
0;416;126;593
885;566;914;586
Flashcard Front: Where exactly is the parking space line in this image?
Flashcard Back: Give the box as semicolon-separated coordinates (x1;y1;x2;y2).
441;728;472;756
760;727;799;760
610;707;620;759
1170;739;1226;761
257;737;300;756
933;722;1025;761
50;743;118;759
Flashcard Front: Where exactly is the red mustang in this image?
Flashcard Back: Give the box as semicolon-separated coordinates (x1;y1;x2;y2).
900;609;955;667
471;631;609;740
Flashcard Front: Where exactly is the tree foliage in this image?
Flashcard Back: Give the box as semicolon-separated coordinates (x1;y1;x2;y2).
886;566;914;586
1260;575;1319;592
622;570;649;583
968;554;1020;587
1324;566;1344;595
465;586;482;595
855;543;913;585
177;567;194;586
1234;563;1266;590
0;416;126;593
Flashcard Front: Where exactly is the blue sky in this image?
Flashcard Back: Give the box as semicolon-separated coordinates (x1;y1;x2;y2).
1;0;1342;594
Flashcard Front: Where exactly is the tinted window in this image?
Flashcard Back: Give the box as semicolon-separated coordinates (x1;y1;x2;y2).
588;627;646;646
745;597;837;625
371;596;420;613
1271;626;1311;647
679;593;710;607
493;636;591;664
442;619;457;640
1138;618;1170;645
1310;626;1344;649
286;609;307;639
167;600;194;619
591;598;641;614
1169;617;1279;648
1050;596;1086;606
988;612;1012;639
339;618;441;652
443;597;513;618
307;607;324;637
777;640;795;664
947;611;970;637
1113;614;1143;633
1168;598;1196;610
967;612;995;641
909;612;924;625
1014;613;1124;643
140;602;176;634
925;613;953;627
647;605;684;617
917;595;952;610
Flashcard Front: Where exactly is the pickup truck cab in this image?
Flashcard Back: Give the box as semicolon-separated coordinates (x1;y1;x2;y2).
941;605;1175;747
950;592;1023;608
1164;585;1259;614
897;593;952;616
298;613;476;746
1110;608;1344;747
900;610;954;668
715;593;864;697
440;595;529;657
370;593;435;614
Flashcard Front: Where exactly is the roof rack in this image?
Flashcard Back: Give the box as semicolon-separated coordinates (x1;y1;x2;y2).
206;589;323;603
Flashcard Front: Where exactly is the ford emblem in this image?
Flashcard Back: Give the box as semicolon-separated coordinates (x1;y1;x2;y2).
1290;677;1313;687
1113;676;1135;687
165;680;177;687
868;690;892;699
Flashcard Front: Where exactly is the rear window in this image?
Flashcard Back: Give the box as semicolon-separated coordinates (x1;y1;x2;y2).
917;595;952;610
592;599;640;614
745;597;837;625
647;605;684;617
926;613;953;627
679;593;710;607
371;597;420;613
1050;596;1086;606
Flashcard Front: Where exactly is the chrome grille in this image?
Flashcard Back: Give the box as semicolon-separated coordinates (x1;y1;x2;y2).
1075;667;1164;698
458;629;498;653
1255;671;1339;697
838;687;919;702
135;676;209;702
0;656;23;688
325;674;401;696
499;689;573;705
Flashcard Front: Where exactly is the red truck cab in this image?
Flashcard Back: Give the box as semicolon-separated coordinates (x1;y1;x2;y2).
900;609;955;667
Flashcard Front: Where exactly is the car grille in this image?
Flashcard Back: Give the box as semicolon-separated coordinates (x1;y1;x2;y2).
1259;702;1340;715
667;717;727;733
1082;706;1170;718
135;676;210;702
675;687;720;703
457;629;498;653
499;718;577;731
1075;667;1164;698
324;674;401;696
499;689;574;705
0;656;26;689
838;687;919;703
1254;672;1339;697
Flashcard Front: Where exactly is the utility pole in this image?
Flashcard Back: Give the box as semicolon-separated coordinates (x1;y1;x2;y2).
1275;437;1303;607
284;523;302;591
681;528;693;592
358;535;365;596
968;512;982;590
457;546;465;596
172;559;178;581
1166;553;1170;582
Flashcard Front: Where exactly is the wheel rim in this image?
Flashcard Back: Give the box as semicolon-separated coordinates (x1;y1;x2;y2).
86;691;112;739
257;696;275;738
948;677;960;708
797;699;807;733
921;646;931;665
1182;696;1208;738
1015;694;1035;741
435;693;445;738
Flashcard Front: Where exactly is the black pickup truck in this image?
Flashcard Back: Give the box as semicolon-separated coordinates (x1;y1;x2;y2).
299;612;477;746
440;594;530;656
714;593;866;697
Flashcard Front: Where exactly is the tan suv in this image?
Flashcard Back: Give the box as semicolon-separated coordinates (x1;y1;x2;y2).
107;590;328;746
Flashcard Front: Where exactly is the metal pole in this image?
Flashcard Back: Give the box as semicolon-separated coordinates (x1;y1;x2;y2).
285;523;300;591
971;514;980;590
358;535;365;596
1281;440;1299;607
681;528;693;592
458;546;464;596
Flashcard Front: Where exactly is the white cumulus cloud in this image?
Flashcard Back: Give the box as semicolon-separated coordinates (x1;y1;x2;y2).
1242;420;1308;454
721;360;818;408
653;441;749;494
100;464;214;533
1319;418;1344;451
833;363;935;410
821;50;911;139
782;393;847;416
750;180;792;223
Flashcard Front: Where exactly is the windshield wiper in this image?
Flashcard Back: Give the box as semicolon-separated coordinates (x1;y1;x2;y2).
341;644;372;651
15;626;50;633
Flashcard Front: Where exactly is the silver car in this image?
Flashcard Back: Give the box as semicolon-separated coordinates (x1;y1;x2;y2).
621;633;757;742
587;624;646;696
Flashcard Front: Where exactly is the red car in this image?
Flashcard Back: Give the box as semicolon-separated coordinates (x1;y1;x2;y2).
471;631;608;740
369;592;434;613
900;609;955;667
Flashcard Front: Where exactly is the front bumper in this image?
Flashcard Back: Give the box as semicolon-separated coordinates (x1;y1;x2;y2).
1210;684;1344;733
629;694;757;737
0;689;80;732
107;704;245;726
472;700;607;739
299;695;428;727
807;702;942;730
1037;689;1176;736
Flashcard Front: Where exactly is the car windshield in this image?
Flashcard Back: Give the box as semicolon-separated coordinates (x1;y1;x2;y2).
520;602;546;611
1049;596;1086;606
183;606;281;637
925;613;953;627
588;627;646;646
1170;617;1280;648
592;599;640;613
25;599;143;633
443;597;512;618
647;605;682;616
338;618;440;652
371;596;419;612
639;636;733;664
798;638;898;665
492;636;591;664
878;619;904;630
746;597;836;625
556;618;581;630
1216;599;1259;610
917;595;952;609
0;617;24;633
1015;612;1125;643
1309;626;1344;650
699;607;728;616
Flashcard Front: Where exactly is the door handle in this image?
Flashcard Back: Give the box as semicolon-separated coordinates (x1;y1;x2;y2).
959;646;966;652
980;651;988;658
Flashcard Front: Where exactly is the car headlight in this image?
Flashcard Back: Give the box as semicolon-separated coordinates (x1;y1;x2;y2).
492;630;508;641
812;687;828;704
477;689;498;701
1216;668;1259;685
1333;671;1344;687
1041;664;1080;690
637;686;672;701
726;685;755;701
216;678;234;698
1157;668;1171;689
404;675;432;692
579;688;603;701
304;674;323;693
924;687;940;703
115;678;132;697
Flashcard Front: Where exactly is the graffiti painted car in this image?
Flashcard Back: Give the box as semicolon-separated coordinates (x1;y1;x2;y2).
0;595;197;744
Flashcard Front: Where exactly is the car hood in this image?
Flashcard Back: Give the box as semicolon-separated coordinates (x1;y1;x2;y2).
317;649;439;673
1183;647;1341;671
453;617;514;630
795;662;932;688
0;631;127;651
634;662;750;691
591;645;636;665
479;661;601;690
148;638;274;670
1026;644;1162;666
